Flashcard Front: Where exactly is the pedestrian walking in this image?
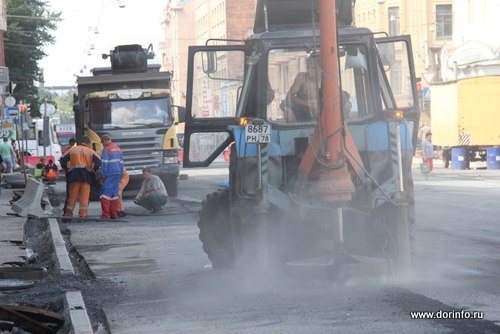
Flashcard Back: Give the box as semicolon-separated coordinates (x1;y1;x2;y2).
60;138;76;213
99;134;123;219
0;155;3;194
10;139;19;169
421;132;435;173
60;135;101;219
0;137;16;173
133;167;168;213
418;122;431;146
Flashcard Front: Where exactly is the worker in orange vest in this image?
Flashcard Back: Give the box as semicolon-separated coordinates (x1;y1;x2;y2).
60;136;101;219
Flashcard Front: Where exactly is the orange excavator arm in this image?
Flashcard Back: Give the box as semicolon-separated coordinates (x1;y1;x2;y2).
297;0;364;202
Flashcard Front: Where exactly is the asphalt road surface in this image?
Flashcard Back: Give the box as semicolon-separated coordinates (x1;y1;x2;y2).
58;163;500;333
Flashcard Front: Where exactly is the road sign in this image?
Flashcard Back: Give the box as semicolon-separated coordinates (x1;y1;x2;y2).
40;103;56;115
5;95;16;107
7;107;18;117
422;72;434;84
423;87;431;101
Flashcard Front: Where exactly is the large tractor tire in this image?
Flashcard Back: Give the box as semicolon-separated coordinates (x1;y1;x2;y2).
383;201;412;274
198;189;234;269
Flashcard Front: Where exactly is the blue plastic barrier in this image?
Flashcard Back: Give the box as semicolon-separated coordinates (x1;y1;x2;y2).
487;147;500;170
451;147;467;170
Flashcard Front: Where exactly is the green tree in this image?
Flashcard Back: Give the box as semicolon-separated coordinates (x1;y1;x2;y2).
50;88;75;123
4;0;61;117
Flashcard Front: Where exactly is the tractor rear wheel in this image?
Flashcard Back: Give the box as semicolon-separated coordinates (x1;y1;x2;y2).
198;189;234;269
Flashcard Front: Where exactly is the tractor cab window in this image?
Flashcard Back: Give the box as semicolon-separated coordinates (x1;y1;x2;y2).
338;44;375;121
267;44;375;123
376;40;416;110
190;50;245;119
267;49;321;123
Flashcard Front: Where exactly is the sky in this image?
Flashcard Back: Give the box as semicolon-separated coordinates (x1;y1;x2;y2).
39;0;167;87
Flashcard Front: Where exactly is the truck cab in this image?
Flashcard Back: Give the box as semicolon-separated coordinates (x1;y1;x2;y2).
74;44;181;196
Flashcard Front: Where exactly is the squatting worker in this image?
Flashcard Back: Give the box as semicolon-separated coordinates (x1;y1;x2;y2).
99;134;123;219
60;138;76;213
133;167;168;214
43;159;58;183
60;135;101;218
34;157;46;178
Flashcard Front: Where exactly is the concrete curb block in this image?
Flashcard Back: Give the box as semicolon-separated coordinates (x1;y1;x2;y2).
65;290;94;334
48;218;74;276
47;213;93;332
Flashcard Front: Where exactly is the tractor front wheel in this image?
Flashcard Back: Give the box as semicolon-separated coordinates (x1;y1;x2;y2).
198;189;234;269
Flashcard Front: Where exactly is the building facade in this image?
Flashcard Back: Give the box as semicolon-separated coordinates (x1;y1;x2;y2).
162;0;197;108
355;0;500;121
162;0;257;108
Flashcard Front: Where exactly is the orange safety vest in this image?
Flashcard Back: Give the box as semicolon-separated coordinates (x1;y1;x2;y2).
46;168;58;179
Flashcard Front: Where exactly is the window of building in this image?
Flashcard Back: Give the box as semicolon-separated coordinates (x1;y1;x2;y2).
388;7;400;36
436;4;452;39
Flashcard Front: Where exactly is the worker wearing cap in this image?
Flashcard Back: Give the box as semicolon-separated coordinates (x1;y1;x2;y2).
34;156;46;179
100;134;124;219
60;135;101;218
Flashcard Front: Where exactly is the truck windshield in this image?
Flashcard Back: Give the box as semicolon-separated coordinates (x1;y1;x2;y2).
89;98;171;129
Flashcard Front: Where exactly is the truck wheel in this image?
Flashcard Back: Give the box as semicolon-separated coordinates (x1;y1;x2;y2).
165;176;178;197
198;189;234;269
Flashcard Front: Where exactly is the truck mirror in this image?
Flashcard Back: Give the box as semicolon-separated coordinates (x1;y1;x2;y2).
202;51;217;74
345;48;368;70
177;106;186;123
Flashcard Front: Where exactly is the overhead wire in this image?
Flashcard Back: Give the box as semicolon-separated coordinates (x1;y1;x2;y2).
78;0;108;75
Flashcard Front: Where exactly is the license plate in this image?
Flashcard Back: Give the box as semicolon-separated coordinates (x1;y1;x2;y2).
128;169;143;175
244;122;271;143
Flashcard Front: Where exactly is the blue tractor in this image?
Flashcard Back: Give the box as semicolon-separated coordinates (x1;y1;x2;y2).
183;0;419;275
